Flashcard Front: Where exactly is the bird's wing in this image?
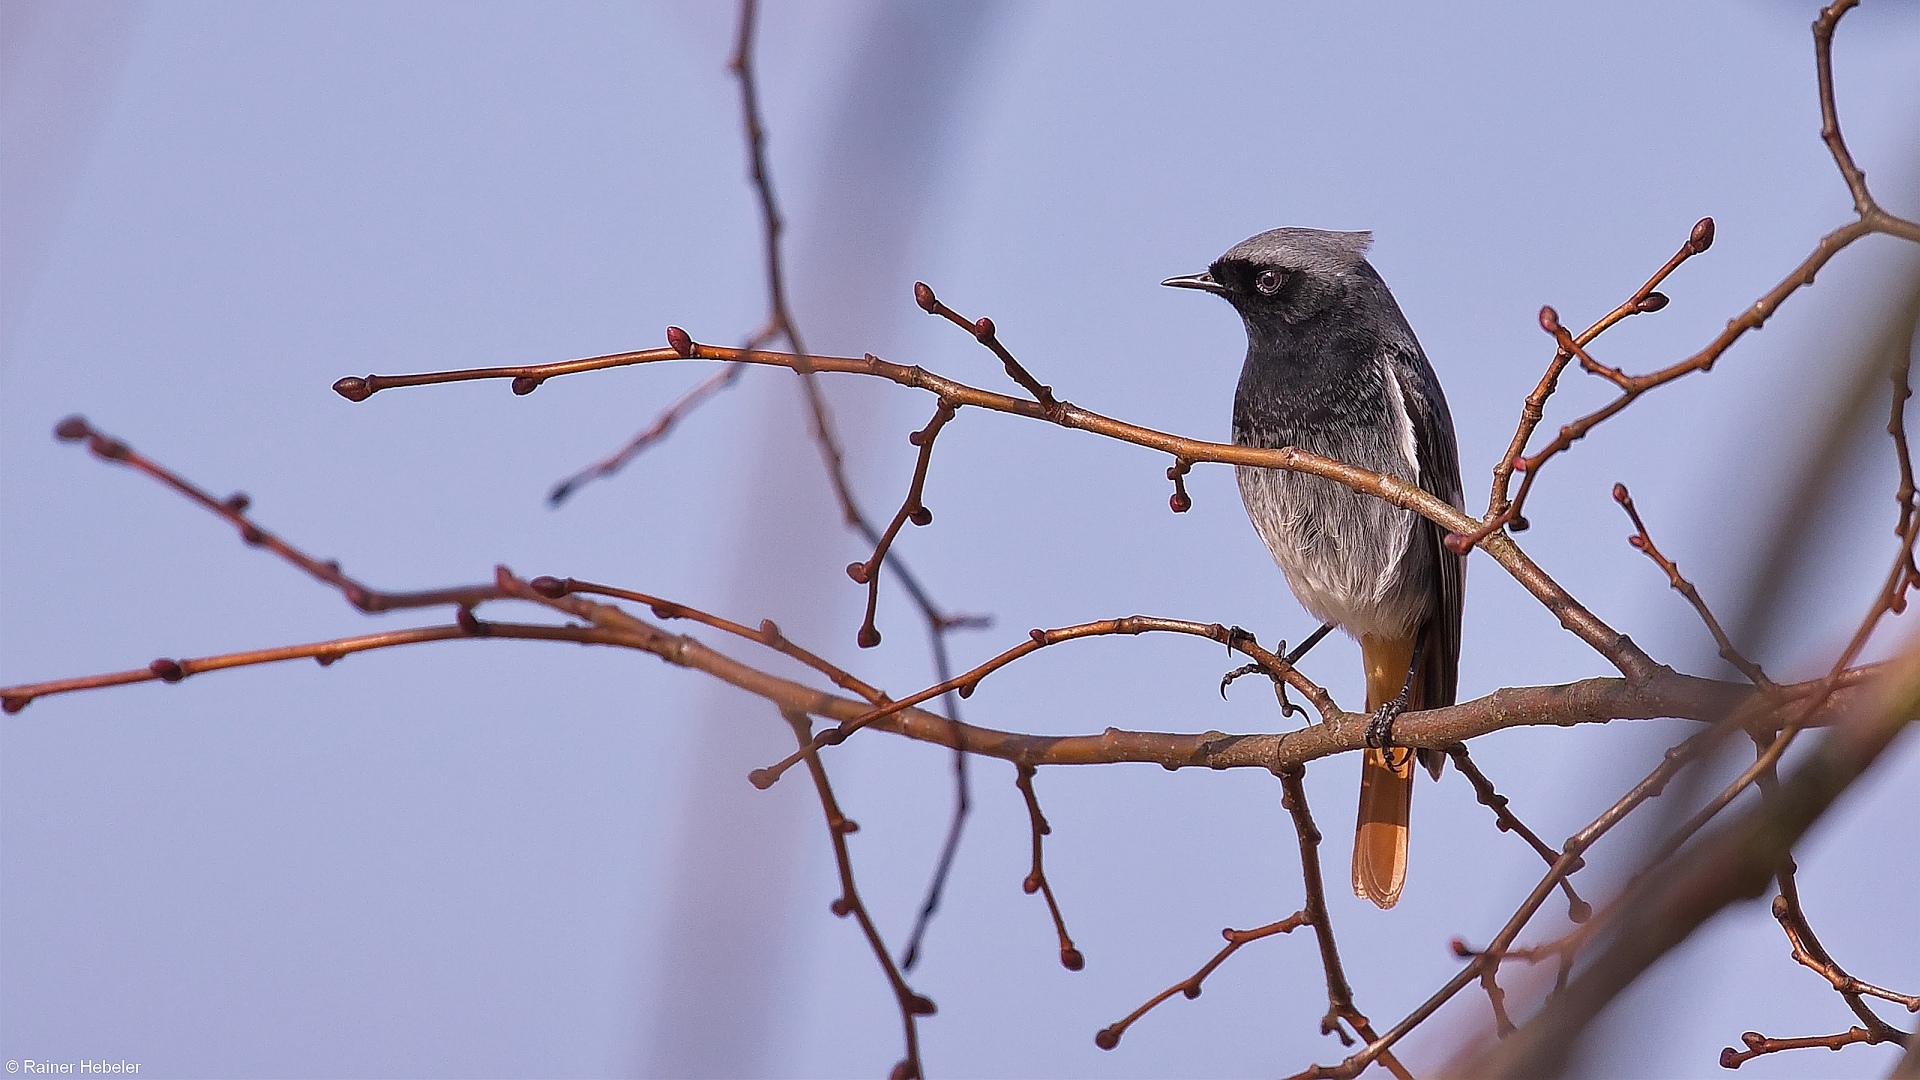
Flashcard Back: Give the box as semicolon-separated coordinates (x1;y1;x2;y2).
1390;343;1465;714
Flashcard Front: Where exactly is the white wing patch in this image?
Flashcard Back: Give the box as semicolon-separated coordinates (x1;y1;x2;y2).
1379;357;1422;485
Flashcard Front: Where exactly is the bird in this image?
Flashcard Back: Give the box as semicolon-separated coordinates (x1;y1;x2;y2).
1164;228;1464;909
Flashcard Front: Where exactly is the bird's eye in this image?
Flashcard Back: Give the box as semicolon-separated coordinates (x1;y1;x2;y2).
1255;269;1285;295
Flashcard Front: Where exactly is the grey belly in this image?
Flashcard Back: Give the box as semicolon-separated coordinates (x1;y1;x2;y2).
1236;463;1431;640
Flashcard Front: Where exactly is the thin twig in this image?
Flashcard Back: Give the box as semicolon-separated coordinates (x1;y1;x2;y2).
1611;483;1774;688
748;615;1346;789
1014;764;1083;972
50;417;505;614
846;400;958;648
913;280;1058;411
546;363;744;506
1096;912;1310;1050
1446;745;1591;923
1720;1026;1901;1070
780;707;932;1080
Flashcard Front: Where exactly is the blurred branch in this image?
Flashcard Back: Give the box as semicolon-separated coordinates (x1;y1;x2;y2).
1463;635;1920;1079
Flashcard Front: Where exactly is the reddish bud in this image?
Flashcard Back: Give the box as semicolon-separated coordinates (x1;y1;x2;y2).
666;325;695;356
3;695;29;714
912;281;937;313
907;994;938;1016
1169;492;1191;513
907;429;925;446
1568;899;1593;923
1450;937;1476;957
1060;947;1085;972
747;768;777;789
829;897;852;917
1028;628;1047;644
758;619;782;641
1612;483;1630;503
240;525;266;545
528;576;569;598
1636;292;1669;313
149;658;186;682
223;492;251;513
315;653;340;667
54;416;92;441
857;625;881;648
846;562;870;584
1691;216;1715;252
1444;533;1471;555
889;1061;915;1080
1183;984;1201;1000
973;316;995;340
331;377;374;402
957;681;978;699
1629;536;1647;550
909;506;932;527
456;607;487;636
1510;515;1529;532
836;817;860;834
819;728;847;746
511;376;541;396
88;436;129;460
1022;874;1041;895
1538;306;1560;332
1095;1028;1122;1051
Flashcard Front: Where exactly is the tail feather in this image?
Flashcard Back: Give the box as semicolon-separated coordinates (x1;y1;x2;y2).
1354;633;1421;909
1354;748;1413;907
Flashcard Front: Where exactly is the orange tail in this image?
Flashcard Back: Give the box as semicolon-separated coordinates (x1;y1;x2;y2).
1354;633;1418;908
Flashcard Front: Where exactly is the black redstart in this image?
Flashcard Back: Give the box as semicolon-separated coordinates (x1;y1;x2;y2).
1165;228;1464;909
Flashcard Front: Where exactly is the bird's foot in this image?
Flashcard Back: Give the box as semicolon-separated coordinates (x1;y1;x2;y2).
1219;626;1304;719
1364;694;1414;768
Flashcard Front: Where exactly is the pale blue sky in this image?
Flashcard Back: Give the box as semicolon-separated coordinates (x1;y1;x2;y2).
4;3;1918;1077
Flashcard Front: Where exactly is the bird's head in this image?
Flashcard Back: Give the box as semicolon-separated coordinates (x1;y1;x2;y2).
1162;227;1376;328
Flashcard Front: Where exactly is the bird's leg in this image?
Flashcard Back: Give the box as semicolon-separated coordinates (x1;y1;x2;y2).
1285;622;1336;666
1364;629;1428;767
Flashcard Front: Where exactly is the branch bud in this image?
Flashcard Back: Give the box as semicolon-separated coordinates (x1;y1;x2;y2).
1635;292;1669;313
1690;216;1715;252
912;281;937;313
665;325;695;357
54;416;92;441
511;376;542;396
148;658;187;682
331;377;374;402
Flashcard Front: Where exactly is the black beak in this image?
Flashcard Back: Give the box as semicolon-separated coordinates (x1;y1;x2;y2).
1161;271;1225;295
